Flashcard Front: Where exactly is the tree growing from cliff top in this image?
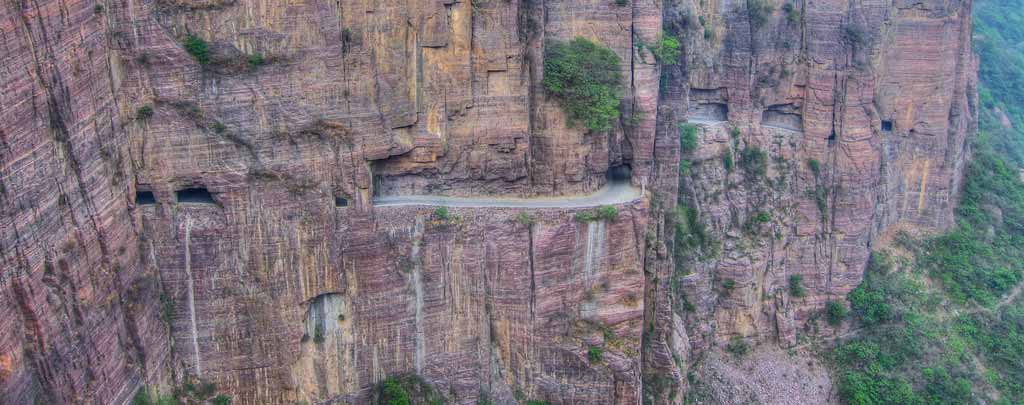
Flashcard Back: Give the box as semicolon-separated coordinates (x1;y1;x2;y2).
543;37;623;132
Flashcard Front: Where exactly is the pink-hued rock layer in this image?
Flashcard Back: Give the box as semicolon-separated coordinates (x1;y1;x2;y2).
0;0;975;403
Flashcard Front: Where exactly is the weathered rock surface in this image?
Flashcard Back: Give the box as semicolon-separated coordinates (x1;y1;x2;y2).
0;0;975;403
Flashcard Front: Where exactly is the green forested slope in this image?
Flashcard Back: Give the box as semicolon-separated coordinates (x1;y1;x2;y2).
830;1;1024;403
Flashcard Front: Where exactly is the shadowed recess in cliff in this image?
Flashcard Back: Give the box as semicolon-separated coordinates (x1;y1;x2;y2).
135;191;156;205
302;293;346;344
176;187;215;204
688;102;728;122
761;105;803;132
607;164;632;181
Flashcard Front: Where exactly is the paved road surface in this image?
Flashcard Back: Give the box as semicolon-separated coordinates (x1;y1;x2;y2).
686;118;728;127
761;123;803;133
373;180;642;208
686;119;803;133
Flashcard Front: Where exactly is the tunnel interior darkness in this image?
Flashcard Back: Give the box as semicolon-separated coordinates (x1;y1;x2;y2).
881;120;894;132
176;187;216;204
335;196;349;207
135;191;156;205
607;165;632;181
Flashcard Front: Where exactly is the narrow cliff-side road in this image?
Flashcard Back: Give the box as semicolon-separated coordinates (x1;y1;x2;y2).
373;180;642;208
686;118;728;127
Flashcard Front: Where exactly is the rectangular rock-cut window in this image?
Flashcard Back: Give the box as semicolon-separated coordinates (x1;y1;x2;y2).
135;191;156;205
176;187;216;204
881;120;894;132
335;197;349;207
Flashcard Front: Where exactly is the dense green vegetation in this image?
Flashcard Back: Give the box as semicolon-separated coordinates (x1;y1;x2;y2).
372;375;445;405
183;35;210;64
543;38;624;132
131;376;229;405
651;34;681;65
974;0;1024;163
829;2;1024;403
136;105;154;120
575;205;618;222
588;346;604;363
433;206;451;221
788;274;805;297
246;53;266;67
738;146;768;178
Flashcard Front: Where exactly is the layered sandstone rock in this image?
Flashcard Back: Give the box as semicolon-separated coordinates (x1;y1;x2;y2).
646;1;977;401
0;0;975;404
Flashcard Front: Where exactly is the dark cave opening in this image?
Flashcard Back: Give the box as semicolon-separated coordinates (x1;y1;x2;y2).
176;187;216;204
335;196;349;207
135;191;156;205
607;165;632;182
881;120;894;132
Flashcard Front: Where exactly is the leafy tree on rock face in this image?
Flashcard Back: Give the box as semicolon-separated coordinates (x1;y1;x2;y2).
543;37;624;132
652;34;681;65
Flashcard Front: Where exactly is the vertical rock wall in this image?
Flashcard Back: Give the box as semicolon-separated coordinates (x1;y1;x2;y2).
0;0;976;403
0;0;169;402
643;0;977;401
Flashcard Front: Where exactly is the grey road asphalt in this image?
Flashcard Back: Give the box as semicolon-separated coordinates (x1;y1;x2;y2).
372;180;642;208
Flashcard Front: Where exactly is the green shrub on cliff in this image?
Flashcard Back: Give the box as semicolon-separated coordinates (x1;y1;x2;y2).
788;274;805;297
597;205;618;221
136;105;154;120
652;34;681;65
543;37;623;132
379;377;410;405
587;346;603;363
183;34;210;64
433;207;451;221
739;146;768;178
679;123;698;154
825;300;847;326
211;395;232;405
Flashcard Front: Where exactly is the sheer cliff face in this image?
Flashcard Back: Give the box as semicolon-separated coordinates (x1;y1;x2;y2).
0;0;974;404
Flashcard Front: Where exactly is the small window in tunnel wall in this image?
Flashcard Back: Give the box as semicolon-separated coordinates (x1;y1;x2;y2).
176;187;216;204
335;196;349;207
135;191;156;205
881;120;894;132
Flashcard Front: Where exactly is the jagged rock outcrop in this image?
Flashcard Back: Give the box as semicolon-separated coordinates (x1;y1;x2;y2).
0;0;975;404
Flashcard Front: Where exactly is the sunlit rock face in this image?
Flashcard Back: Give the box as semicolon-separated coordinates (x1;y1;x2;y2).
0;0;974;403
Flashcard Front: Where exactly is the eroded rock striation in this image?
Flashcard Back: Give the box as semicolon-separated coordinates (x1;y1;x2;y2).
0;0;975;403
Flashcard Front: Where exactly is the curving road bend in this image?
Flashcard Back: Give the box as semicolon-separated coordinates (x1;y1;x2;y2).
373;180;642;208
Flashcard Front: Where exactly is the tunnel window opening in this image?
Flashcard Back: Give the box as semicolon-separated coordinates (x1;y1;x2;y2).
688;102;729;122
176;187;215;204
135;191;156;205
827;130;837;146
335;196;349;207
881;120;893;132
607;165;632;182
